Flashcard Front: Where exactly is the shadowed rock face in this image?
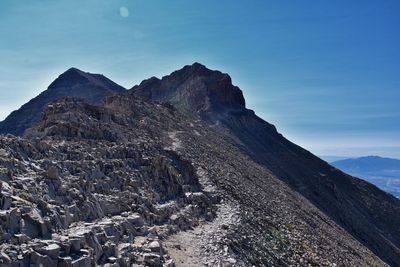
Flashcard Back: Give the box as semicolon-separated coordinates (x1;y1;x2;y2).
0;68;126;136
132;63;246;121
131;63;400;266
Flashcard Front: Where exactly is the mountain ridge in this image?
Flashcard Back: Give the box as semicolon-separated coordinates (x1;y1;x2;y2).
0;63;399;265
130;63;400;266
12;94;386;266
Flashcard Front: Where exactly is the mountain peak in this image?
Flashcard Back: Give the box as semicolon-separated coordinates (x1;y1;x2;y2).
63;67;89;76
0;68;125;136
132;63;246;119
48;67;91;90
182;62;209;73
168;62;220;79
192;61;205;67
65;66;84;73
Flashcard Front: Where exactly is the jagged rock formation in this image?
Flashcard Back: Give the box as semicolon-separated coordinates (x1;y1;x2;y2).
0;68;125;136
131;63;400;266
0;63;398;266
132;63;246;122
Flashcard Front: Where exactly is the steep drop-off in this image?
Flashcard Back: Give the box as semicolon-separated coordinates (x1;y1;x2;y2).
131;63;400;266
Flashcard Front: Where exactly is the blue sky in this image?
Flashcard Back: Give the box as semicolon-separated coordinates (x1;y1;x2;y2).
0;0;399;158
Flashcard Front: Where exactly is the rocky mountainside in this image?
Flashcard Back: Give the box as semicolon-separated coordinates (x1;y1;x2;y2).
131;63;400;266
0;68;126;136
0;63;398;266
0;95;385;267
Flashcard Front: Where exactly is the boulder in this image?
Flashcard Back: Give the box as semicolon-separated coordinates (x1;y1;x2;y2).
30;250;57;267
148;240;162;255
143;253;161;266
58;256;73;267
71;254;91;267
0;191;12;210
164;259;175;267
37;243;60;259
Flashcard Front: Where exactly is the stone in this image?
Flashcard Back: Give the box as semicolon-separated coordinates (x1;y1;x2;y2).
143;253;161;265
21;210;50;239
70;238;82;252
108;256;117;263
148;240;162;254
127;213;144;227
13;233;30;244
9;208;21;233
0;191;12;210
164;259;175;267
46;166;59;179
38;243;61;259
30;250;57;267
71;254;91;267
58;256;73;267
0;251;11;264
225;257;237;264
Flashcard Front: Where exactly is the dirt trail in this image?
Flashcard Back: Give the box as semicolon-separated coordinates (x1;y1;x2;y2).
164;202;243;267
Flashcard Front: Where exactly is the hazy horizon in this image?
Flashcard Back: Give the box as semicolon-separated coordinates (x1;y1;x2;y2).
1;0;399;158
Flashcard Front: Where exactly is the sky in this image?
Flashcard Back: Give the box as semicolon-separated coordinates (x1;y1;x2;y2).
0;0;399;158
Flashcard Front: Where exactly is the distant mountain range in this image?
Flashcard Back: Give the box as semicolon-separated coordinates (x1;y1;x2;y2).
332;156;400;198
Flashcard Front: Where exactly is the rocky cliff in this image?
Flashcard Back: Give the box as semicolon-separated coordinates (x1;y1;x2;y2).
132;63;246;122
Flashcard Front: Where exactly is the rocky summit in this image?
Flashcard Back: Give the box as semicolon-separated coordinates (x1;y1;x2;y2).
0;68;125;136
0;64;399;267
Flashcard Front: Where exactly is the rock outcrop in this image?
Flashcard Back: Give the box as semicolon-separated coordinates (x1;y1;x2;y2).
132;63;245;121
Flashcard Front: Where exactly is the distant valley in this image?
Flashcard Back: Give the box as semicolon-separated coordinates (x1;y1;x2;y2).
331;156;400;198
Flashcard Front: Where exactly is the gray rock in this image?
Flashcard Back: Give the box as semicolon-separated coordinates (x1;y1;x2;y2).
37;243;60;259
164;259;175;267
148;241;162;255
0;251;11;264
71;254;91;267
30;250;57;267
143;253;161;266
0;191;12;210
58;256;73;267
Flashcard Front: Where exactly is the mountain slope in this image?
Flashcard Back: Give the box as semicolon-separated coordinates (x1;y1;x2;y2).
0;68;126;136
0;64;399;266
0;95;386;266
332;156;400;197
131;63;400;266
